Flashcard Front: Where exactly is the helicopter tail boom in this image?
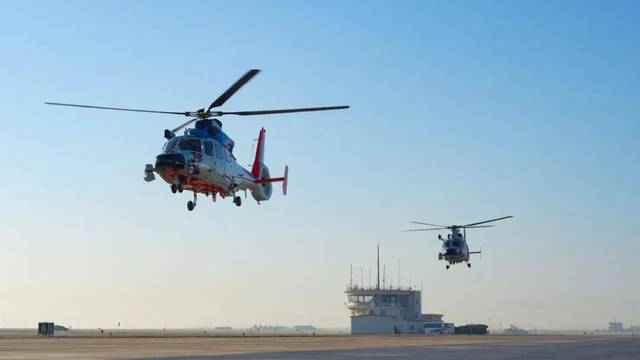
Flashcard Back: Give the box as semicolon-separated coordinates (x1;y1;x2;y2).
469;251;482;255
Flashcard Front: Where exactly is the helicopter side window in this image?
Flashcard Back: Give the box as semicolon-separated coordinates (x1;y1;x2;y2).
179;138;201;152
444;240;451;247
214;142;224;160
204;141;214;156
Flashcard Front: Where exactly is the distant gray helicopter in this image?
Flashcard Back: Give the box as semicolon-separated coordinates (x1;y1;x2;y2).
404;216;513;269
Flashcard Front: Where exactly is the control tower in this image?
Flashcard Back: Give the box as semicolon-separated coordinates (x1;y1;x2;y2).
345;245;445;334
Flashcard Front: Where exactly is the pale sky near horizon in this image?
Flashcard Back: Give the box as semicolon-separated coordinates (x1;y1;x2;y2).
1;1;639;330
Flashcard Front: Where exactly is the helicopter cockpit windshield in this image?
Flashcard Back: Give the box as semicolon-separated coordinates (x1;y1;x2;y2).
178;137;202;153
163;138;178;153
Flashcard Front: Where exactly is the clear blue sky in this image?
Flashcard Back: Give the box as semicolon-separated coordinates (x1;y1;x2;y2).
1;0;638;330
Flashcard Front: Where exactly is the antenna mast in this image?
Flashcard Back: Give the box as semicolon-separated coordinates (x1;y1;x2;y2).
397;258;401;288
349;264;353;288
383;265;386;289
376;243;380;290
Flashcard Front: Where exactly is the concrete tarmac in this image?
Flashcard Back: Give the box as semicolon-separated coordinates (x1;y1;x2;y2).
1;333;638;359
137;338;640;360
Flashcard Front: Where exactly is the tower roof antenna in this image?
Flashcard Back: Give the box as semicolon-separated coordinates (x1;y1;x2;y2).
377;243;380;290
350;264;353;289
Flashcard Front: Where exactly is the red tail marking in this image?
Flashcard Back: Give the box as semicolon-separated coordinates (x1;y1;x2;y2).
251;127;266;178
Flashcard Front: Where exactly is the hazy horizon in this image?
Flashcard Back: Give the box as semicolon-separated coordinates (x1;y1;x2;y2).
1;1;638;331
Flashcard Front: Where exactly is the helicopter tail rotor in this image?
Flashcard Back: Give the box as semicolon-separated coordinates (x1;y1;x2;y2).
283;165;289;196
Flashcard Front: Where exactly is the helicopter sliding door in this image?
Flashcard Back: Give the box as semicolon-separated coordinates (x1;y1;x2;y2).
213;141;227;177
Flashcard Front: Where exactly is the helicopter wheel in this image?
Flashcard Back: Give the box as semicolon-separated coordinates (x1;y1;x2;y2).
446;265;450;270
467;263;471;268
171;185;177;194
177;184;184;193
233;196;242;207
187;200;196;211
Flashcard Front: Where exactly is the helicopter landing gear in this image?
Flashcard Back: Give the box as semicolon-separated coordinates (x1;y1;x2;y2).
233;196;242;207
446;265;450;270
438;253;443;260
467;263;471;268
187;193;197;211
177;184;183;193
171;184;177;194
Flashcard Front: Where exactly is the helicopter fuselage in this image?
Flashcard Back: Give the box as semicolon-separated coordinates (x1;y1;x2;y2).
154;134;255;197
145;124;287;210
439;229;470;265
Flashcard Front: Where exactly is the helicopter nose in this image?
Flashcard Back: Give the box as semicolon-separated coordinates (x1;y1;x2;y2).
155;153;186;170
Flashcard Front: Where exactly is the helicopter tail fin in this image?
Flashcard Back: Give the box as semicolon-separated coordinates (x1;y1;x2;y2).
250;127;288;195
251;127;266;178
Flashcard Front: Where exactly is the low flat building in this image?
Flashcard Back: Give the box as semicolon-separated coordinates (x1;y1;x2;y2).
609;322;624;332
294;325;318;332
504;325;528;335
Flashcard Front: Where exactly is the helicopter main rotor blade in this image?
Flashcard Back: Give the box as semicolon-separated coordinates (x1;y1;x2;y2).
463;225;494;228
402;227;449;232
463;216;513;227
410;221;449;228
208;69;261;111
45;102;188;116
172;118;198;133
217;105;350;116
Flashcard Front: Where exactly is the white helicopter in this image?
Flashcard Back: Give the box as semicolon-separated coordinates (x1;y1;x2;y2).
404;216;513;269
46;69;349;211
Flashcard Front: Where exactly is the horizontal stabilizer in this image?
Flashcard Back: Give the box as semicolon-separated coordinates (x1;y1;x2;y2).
254;165;289;195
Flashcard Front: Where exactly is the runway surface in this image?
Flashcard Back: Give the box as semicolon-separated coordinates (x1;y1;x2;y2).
1;332;638;359
140;338;640;360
